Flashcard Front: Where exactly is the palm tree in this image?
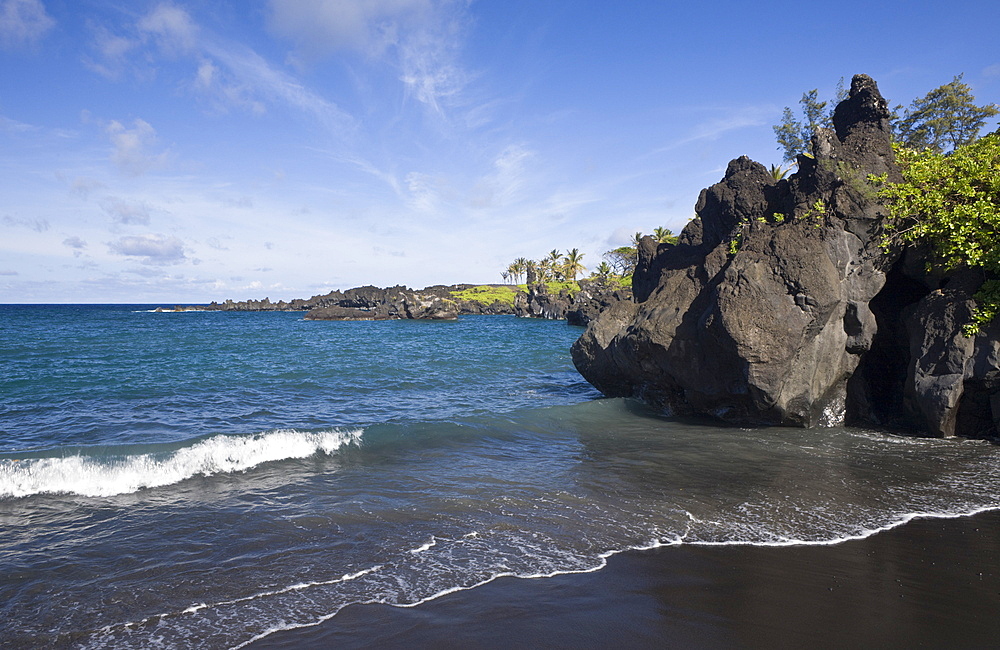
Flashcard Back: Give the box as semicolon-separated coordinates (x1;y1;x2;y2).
652;226;675;244
501;270;510;284
631;232;644;247
592;261;613;283
511;257;530;284
562;248;586;281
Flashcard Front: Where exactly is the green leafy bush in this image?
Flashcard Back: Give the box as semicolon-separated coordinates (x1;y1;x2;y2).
450;285;519;307
878;133;1000;333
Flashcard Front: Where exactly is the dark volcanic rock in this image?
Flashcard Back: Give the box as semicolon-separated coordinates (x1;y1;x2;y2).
566;280;633;327
572;74;998;437
514;281;572;319
303;305;383;321
304;288;458;321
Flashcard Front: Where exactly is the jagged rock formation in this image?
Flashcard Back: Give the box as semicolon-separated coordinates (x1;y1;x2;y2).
304;287;458;320
572;74;999;438
566;280;633;327
513;265;632;322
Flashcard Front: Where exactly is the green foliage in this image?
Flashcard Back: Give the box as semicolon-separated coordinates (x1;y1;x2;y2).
768;163;791;180
772;80;844;162
591;261;613;282
878;133;1000;333
728;232;742;256
450;285;519;307
652;226;677;244
895;74;999;154
604;245;637;275
562;248;586;281
611;274;632;289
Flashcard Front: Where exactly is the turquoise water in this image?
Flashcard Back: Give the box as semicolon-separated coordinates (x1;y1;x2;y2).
3;306;1000;647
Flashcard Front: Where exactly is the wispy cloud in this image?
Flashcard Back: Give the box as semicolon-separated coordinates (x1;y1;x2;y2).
105;118;168;177
108;233;186;265
83;25;140;80
468;144;533;209
0;0;53;50
84;3;355;135
268;0;473;116
204;41;354;132
268;0;432;58
137;2;198;56
644;105;777;159
3;214;49;232
100;197;153;225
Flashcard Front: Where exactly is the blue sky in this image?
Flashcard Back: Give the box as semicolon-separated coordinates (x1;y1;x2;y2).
1;0;998;303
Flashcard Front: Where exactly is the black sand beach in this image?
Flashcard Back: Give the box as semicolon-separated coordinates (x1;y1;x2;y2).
253;510;1000;649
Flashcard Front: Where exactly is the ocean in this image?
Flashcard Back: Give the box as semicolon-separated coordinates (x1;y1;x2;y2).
3;305;1000;648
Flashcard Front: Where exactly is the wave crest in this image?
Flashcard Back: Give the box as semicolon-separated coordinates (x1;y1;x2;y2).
0;428;362;499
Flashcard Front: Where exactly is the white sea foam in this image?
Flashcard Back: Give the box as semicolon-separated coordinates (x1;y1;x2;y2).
408;537;438;554
0;428;362;499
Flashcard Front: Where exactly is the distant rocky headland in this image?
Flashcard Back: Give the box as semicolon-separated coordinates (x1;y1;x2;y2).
161;279;630;326
572;74;1000;440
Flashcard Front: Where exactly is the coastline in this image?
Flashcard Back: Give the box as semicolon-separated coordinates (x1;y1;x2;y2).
251;510;1000;648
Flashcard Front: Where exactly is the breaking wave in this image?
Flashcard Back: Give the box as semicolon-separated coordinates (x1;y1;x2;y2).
0;428;362;499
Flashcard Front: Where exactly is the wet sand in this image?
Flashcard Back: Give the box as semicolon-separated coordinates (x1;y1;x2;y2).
251;510;1000;648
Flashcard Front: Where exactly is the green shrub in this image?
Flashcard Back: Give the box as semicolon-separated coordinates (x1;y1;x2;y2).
878;133;1000;333
450;285;519;307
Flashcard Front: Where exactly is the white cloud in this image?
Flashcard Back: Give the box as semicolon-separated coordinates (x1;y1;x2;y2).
268;0;432;57
82;4;353;132
268;0;471;114
62;236;87;249
984;63;1000;78
83;26;140;79
108;233;186;265
138;2;198;56
100;197;152;225
70;177;105;198
0;0;53;50
105;118;167;176
205;43;352;129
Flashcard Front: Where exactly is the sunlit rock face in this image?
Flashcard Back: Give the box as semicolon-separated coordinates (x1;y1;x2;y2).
572;74;999;438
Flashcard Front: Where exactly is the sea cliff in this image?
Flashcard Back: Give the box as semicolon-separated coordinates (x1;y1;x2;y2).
572;74;999;439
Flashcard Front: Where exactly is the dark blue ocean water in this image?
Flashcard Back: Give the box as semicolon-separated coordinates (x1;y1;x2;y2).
3;305;1000;648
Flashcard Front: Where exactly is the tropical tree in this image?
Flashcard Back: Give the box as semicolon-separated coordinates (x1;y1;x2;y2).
631;232;644;247
773;78;848;161
895;74;999;153
509;257;530;284
591;261;613;283
544;249;564;281
604;245;637;276
501;270;510;284
652;226;677;244
878;131;1000;333
562;248;586;281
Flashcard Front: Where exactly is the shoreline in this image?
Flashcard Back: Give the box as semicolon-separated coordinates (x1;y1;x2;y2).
251;509;1000;648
